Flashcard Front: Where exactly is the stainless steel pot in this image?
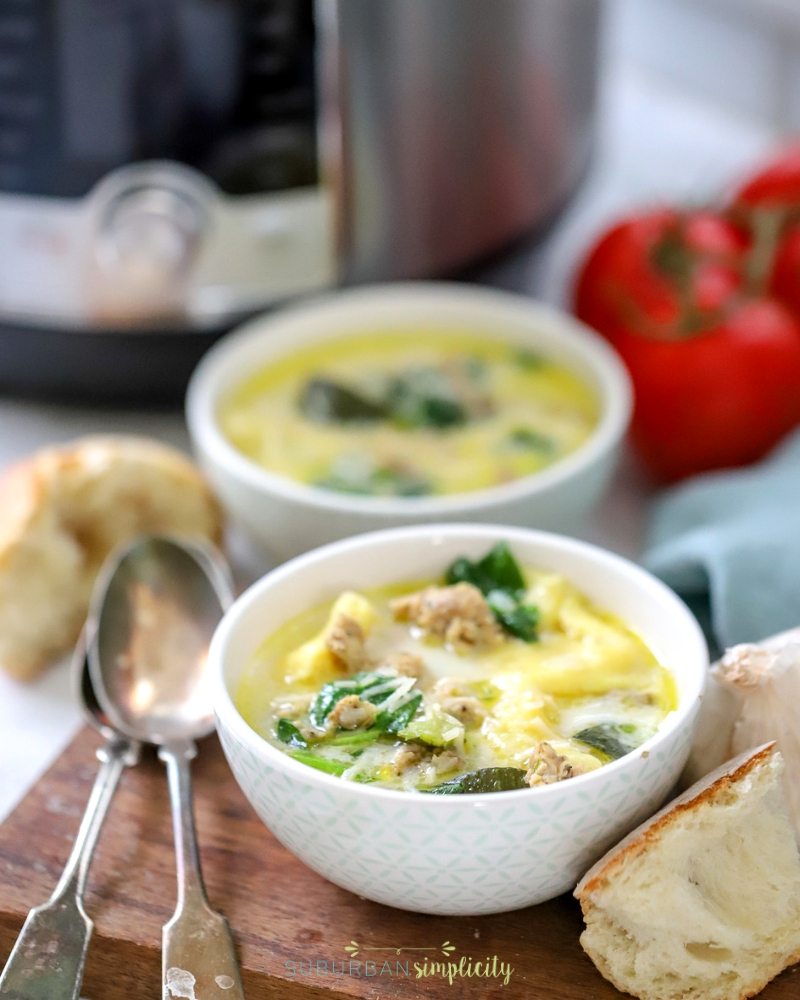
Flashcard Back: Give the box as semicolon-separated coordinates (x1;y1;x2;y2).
0;0;600;400
326;0;600;283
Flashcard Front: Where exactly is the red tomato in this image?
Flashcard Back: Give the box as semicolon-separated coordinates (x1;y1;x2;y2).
734;146;800;318
614;299;800;481
574;210;800;482
736;144;800;208
770;226;800;317
575;209;749;342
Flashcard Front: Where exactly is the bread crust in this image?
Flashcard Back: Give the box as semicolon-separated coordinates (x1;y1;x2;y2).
0;435;224;680
575;742;778;899
575;742;800;1000
0;458;46;558
0;436;223;552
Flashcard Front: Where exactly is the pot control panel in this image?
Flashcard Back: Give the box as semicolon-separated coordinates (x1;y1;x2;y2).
0;0;333;327
0;0;318;198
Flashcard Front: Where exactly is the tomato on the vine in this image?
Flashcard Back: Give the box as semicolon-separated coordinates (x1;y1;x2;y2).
736;144;800;208
575;209;749;340
574;208;800;482
734;145;800;319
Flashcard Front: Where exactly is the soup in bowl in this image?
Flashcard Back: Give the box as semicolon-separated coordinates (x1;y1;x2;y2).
210;525;708;915
187;283;632;559
219;329;600;498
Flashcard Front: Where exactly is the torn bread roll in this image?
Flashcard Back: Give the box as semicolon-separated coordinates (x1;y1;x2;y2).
0;435;223;681
682;625;800;790
575;743;800;1000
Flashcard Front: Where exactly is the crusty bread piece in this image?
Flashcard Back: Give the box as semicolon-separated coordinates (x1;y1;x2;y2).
0;435;223;681
575;743;800;1000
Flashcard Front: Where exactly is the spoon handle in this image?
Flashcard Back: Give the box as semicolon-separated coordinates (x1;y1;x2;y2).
160;741;246;1000
0;737;137;1000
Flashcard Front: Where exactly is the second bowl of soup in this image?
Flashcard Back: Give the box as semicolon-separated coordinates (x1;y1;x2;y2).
187;283;632;559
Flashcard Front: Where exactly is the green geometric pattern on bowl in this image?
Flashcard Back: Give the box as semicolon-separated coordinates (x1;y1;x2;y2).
217;713;696;916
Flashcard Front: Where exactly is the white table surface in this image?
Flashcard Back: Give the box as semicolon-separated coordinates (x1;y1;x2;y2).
0;60;775;824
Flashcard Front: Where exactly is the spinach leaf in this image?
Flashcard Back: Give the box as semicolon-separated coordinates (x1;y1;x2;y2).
489;601;539;643
507;428;556;454
290;751;350;776
299;378;386;424
308;672;416;730
445;542;538;642
375;693;423;734
422;397;465;427
444;555;491;594
386;369;466;429
276;719;308;749
315;456;432;497
300;364;477;434
514;348;546;371
446;541;525;597
308;671;381;728
478;541;527;594
485;587;516;613
308;677;360;729
427;767;527;795
573;724;639;761
368;465;433;497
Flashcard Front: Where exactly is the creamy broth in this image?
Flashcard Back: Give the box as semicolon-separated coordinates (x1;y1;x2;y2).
219;330;599;496
236;545;676;794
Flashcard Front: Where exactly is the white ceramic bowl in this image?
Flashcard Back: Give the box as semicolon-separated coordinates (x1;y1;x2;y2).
210;524;708;916
187;283;632;560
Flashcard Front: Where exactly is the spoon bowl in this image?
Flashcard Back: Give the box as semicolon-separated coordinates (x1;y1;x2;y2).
73;625;117;742
89;536;233;745
86;534;244;1000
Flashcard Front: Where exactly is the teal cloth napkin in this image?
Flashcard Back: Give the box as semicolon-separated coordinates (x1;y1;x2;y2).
643;428;800;652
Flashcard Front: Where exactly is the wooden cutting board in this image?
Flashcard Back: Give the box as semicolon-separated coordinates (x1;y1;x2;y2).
0;727;797;1000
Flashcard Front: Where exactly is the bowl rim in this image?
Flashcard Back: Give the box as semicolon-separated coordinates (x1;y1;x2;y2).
210;523;708;805
186;282;633;514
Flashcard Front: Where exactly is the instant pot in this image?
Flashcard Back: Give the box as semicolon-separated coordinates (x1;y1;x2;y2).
0;0;600;402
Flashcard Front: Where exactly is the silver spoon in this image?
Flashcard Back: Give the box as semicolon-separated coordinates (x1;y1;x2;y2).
0;628;138;1000
86;535;244;1000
